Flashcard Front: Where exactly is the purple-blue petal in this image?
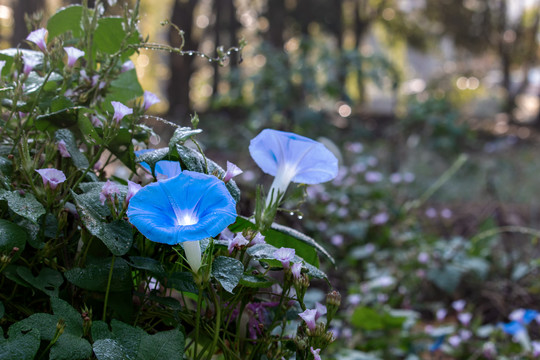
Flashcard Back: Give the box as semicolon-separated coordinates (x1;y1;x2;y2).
499;321;526;335
249;129;338;184
127;171;237;245
135;149;182;179
522;309;538;325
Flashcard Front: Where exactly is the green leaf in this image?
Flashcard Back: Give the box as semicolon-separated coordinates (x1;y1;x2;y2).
0;219;27;261
50;333;92;360
35;107;82;132
0;327;41;360
211;256;244;293
128;256;166;277
107;128;136;171
16;267;63;297
103;69;143;108
65;257;132;292
167;272;198;294
0;190;45;223
71;187;133;256
230;216;334;267
351;306;384;330
239;273;275;288
50;297;85;337
55;128;90;169
92;320;185;360
8;298;91;360
92;339;127;360
77;111;103;145
427;264;464;294
94;17;139;58
0;156;13;177
246;243;327;279
175;144;241;202
168;127;203;147
47;5;84;39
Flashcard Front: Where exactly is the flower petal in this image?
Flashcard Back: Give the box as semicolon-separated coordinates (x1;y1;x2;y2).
249;129;338;184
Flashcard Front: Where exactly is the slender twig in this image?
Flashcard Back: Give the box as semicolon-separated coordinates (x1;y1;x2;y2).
102;255;116;321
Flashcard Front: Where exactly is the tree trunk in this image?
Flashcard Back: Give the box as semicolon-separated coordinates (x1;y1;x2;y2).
13;0;42;47
167;0;198;122
266;0;285;50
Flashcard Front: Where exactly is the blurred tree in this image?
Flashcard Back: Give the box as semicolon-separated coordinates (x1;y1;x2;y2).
425;0;540;121
167;0;198;122
211;0;240;99
13;0;44;46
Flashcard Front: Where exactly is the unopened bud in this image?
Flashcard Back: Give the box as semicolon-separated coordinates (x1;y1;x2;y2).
323;330;336;345
326;290;341;308
294;336;308;351
326;290;341;324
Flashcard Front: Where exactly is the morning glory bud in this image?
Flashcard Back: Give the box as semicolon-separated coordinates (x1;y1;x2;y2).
310;347;321;360
143;91;160;111
111;101;133;124
26;28;48;53
223;161;243;183
64;47;85;68
298;308;317;332
22;54;40;76
57;140;70;158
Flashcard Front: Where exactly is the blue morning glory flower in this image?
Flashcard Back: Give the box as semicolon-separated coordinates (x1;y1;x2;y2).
127;170;237;244
249;129;338;203
135;149;182;180
127;171;237;271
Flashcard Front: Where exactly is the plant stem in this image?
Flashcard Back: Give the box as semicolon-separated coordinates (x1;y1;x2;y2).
102;255;116;321
194;284;204;358
206;286;221;360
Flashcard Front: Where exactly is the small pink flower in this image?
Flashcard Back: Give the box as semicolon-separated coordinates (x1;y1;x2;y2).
417;252;429;264
111;101;133;123
100;180;119;205
121;60;135;72
26;28;48;52
143;91;160;111
365;171;383;183
273;247;295;269
250;232;265;245
389;173;402;183
291;262;302;280
310;347;321;360
36;168;66;190
227;233;249;254
331;234;343;246
452;299;466;312
126;180;142;204
90;115;103;127
223;161;243;183
532;340;540;357
436;308;447;321
315;302;327;320
299;309;317;332
64;47;85;68
22;54;40;76
372;212;389;225
57;140;70;158
458;312;472;326
448;334;461;347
